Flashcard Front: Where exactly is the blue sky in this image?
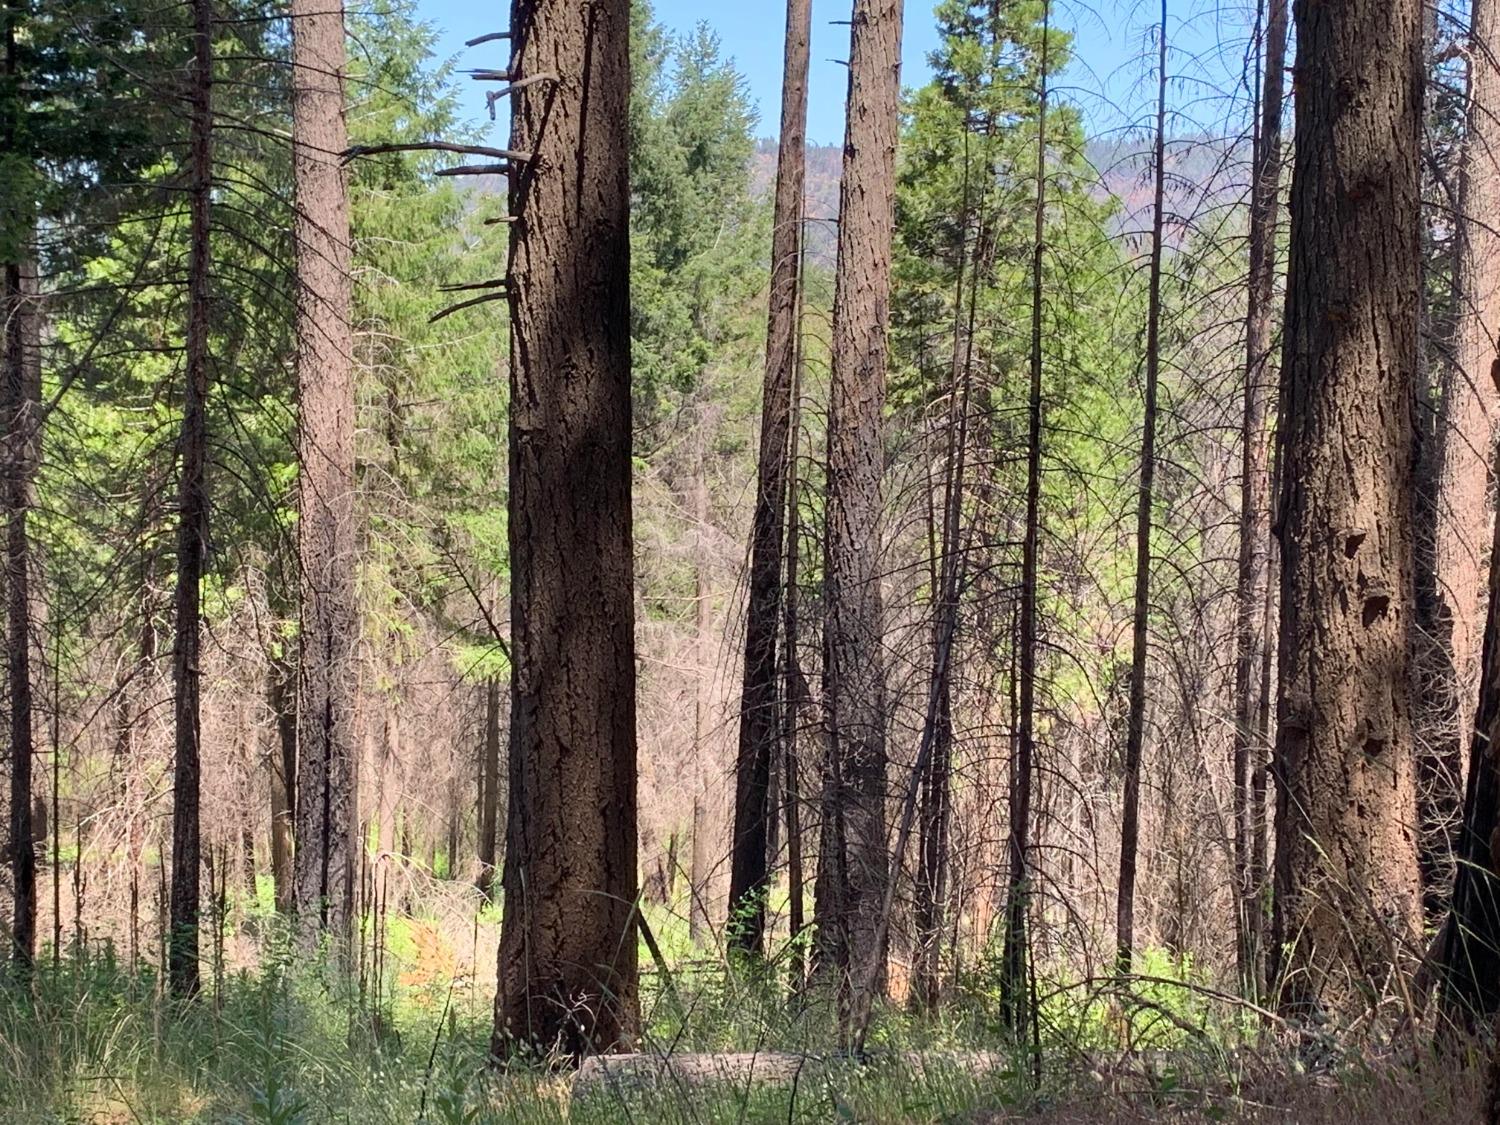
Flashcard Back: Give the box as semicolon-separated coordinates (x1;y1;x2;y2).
417;2;1252;145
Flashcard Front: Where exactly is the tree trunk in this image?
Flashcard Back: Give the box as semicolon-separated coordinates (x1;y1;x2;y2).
690;417;715;942
167;0;213;998
268;657;296;915
1440;5;1500;1028
476;677;500;899
1000;0;1051;1030
820;0;902;1014
782;281;808;985
1232;0;1287;1002
1420;0;1500;931
727;0;811;959
1116;0;1168;976
290;0;358;943
493;0;639;1056
377;698;399;857
689;783;710;941
3;250;38;972
1270;0;1424;1021
1;0;36;974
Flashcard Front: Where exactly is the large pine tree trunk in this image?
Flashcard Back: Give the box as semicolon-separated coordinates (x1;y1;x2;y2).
726;0;811;959
290;0;358;942
1232;0;1287;1001
493;0;639;1056
820;0;902;1014
1440;0;1500;1027
168;0;213;997
1116;0;1168;975
1270;0;1424;1021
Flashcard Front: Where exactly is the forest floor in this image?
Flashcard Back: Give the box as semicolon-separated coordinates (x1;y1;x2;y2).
0;879;1486;1123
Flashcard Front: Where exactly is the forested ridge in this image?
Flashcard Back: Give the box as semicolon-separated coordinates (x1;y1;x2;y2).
2;0;1500;1120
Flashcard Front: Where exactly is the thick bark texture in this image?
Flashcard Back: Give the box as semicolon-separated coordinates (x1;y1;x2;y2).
1232;0;1287;1000
168;0;213;997
1270;0;1424;1021
290;0;358;942
820;0;902;1008
1116;0;1167;976
493;0;639;1056
726;0;811;958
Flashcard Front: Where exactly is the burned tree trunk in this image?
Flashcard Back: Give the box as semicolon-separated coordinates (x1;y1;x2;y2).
1232;0;1287;1001
493;0;639;1056
1000;0;1051;1031
290;0;358;942
168;0;213;997
1116;0;1168;976
1;0;39;976
3;252;38;972
1270;0;1424;1021
819;0;903;1015
726;0;811;959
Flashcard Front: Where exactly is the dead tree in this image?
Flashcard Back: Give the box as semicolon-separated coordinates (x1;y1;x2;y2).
1000;0;1051;1034
1116;0;1168;976
2;251;38;972
168;0;214;997
726;0;812;959
1231;0;1287;1001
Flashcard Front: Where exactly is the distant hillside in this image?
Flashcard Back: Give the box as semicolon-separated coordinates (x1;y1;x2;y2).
748;134;1252;265
751;138;844;270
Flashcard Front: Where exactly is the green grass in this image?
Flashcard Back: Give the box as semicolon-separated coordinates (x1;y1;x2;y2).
0;917;1482;1123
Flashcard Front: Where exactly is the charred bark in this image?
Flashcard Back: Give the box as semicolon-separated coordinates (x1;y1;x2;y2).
1116;0;1168;976
820;0;903;1017
1232;0;1287;1001
1000;0;1051;1032
726;0;811;959
290;0;358;943
2;252;38;972
1270;0;1424;1022
493;0;640;1056
168;0;214;998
